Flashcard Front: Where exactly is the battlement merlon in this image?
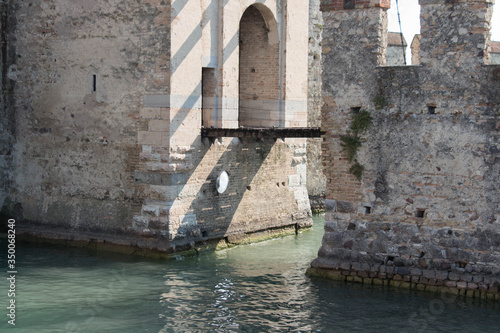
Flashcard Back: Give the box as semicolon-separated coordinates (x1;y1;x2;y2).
320;0;390;12
419;0;494;5
419;0;495;67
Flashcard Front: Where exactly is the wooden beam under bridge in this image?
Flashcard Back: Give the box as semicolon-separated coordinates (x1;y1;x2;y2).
201;127;325;139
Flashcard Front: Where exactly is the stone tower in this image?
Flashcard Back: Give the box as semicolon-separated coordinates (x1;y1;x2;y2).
309;0;500;299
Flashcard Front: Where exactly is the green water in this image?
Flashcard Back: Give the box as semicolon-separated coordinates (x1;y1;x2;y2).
1;215;498;332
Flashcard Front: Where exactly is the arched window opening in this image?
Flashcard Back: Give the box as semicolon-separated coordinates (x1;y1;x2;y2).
239;5;280;128
387;0;421;65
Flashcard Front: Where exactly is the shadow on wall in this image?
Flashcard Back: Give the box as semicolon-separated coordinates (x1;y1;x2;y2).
170;137;274;244
170;1;282;130
160;136;307;253
171;0;245;74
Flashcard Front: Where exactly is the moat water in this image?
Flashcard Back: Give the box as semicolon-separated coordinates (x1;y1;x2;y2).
1;215;498;332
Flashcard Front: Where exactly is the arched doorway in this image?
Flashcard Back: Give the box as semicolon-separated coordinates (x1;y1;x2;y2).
238;5;280;128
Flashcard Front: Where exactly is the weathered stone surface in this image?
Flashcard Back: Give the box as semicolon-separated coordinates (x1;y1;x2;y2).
396;267;410;276
436;271;449;281
336;201;356;213
307;0;325;211
325;199;336;212
309;0;500;299
445;281;457;288
0;0;314;252
423;270;436;279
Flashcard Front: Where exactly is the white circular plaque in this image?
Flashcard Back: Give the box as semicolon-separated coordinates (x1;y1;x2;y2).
216;170;229;194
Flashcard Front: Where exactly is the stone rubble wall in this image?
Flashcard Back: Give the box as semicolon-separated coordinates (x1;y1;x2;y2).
310;0;500;299
307;0;326;212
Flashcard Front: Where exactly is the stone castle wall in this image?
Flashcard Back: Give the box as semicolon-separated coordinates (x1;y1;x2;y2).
0;0;171;233
133;136;311;251
0;0;314;254
307;0;326;212
0;2;13;217
309;0;500;299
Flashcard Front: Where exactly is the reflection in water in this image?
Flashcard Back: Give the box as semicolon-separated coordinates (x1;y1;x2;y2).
0;215;499;332
157;217;325;332
209;278;238;330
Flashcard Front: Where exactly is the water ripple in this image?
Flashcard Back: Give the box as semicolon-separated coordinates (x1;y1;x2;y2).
1;216;499;332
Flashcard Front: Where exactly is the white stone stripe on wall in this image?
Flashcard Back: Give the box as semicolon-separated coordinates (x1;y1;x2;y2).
143;94;308;114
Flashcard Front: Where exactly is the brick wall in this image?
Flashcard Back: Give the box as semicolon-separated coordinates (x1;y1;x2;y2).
239;5;280;127
133;137;312;248
202;68;217;128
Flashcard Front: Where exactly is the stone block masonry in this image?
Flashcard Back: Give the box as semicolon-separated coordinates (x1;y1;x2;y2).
0;0;314;254
133;137;312;251
309;0;500;298
0;0;171;234
307;0;327;213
